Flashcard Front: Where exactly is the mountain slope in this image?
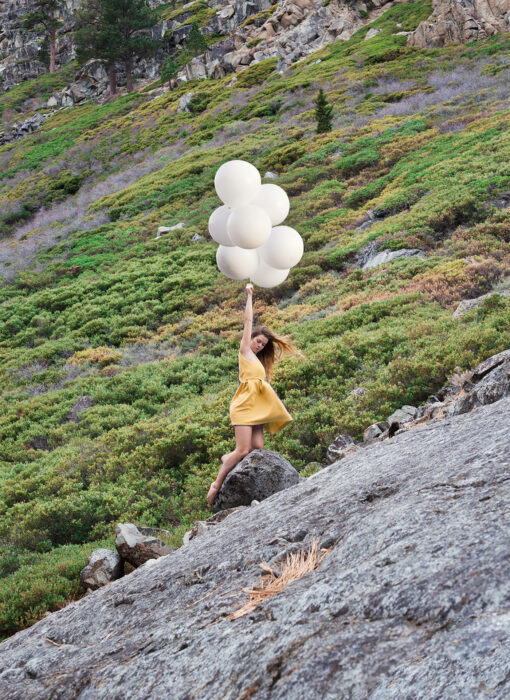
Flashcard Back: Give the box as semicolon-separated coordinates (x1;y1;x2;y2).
0;396;509;697
0;1;509;638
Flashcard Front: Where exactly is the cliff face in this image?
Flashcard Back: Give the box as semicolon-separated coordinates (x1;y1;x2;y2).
3;0;510;97
0;0;82;87
0;396;508;698
409;0;510;46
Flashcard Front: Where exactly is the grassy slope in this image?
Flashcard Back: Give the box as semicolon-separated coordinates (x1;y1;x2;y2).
0;2;509;638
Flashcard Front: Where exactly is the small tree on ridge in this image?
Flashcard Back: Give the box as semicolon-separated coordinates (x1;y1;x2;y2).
314;88;333;134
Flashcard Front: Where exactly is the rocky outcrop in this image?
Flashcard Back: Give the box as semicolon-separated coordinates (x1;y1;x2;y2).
0;0;82;89
79;549;123;591
409;0;510;47
326;432;356;463
361;348;510;444
114;523;171;568
65;395;94;423
452;288;510;318
212;448;300;511
0;395;509;697
361;247;425;269
0;111;53;145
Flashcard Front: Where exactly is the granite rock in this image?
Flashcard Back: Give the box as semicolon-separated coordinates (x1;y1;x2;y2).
79;549;123;591
212;448;300;511
326;432;355;463
0;398;509;697
114;523;171;568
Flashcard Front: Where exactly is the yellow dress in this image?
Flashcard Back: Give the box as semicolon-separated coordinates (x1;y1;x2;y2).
229;353;292;435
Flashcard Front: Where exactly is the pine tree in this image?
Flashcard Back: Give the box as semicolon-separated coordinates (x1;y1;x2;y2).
161;55;178;89
22;0;65;73
314;88;333;134
186;21;208;57
73;0;159;94
75;0;118;95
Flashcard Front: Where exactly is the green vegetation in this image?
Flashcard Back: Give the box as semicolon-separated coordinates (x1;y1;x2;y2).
314;88;334;133
74;0;159;93
0;1;509;639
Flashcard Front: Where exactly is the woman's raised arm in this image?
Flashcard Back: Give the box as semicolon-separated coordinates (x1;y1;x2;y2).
239;283;253;357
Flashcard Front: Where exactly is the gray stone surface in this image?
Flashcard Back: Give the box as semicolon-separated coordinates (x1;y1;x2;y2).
326;432;355;463
386;404;418;426
447;356;510;416
363;420;389;441
213;448;300;512
452;290;510;319
409;0;510;48
472;348;510;382
362;248;425;270
65;395;94;423
114;523;171;567
79;549;123;591
0;397;509;698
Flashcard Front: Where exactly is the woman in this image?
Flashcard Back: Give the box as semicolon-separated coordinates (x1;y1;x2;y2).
207;283;300;505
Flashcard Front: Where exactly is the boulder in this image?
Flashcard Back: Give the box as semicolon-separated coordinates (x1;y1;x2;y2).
471;349;510;382
365;27;381;39
65;395;94;423
115;524;171;568
80;549;123;591
363;421;389;442
212;449;300;512
327;433;355;463
452;290;510;319
177;92;194;113
386;405;418;427
447;355;510;416
362;248;425;270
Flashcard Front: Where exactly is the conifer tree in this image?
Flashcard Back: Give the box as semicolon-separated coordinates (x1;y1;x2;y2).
22;0;64;73
186;21;208;57
75;0;118;95
161;55;178;89
314;88;333;134
74;0;159;94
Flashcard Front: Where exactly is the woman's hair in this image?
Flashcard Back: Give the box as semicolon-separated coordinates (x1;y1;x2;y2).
251;325;302;379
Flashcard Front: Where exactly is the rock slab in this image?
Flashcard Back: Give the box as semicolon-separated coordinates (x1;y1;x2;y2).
0;398;509;698
212;448;300;512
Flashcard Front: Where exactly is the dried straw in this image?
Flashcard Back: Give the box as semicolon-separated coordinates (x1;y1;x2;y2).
228;539;329;620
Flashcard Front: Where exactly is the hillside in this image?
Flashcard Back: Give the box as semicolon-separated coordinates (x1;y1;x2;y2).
0;0;509;640
0;396;509;697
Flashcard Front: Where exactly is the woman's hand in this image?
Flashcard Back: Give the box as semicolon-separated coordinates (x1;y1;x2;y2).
246;283;253;295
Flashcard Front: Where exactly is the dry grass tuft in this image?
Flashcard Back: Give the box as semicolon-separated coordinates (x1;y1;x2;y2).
447;367;474;387
228;539;329;620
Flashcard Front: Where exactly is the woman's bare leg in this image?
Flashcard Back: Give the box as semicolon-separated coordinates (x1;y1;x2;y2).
251;424;264;450
207;426;253;505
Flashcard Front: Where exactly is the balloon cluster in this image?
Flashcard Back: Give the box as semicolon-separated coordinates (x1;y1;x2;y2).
209;160;304;288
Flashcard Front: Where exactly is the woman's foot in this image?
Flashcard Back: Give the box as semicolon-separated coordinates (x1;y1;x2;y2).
207;481;220;506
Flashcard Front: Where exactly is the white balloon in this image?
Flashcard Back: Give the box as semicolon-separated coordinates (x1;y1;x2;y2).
250;257;289;289
251;184;290;226
216;245;258;280
227;205;272;249
259;226;304;270
208;205;234;246
214;160;261;208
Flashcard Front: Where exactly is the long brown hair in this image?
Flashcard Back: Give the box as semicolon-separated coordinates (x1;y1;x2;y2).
251;325;302;380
